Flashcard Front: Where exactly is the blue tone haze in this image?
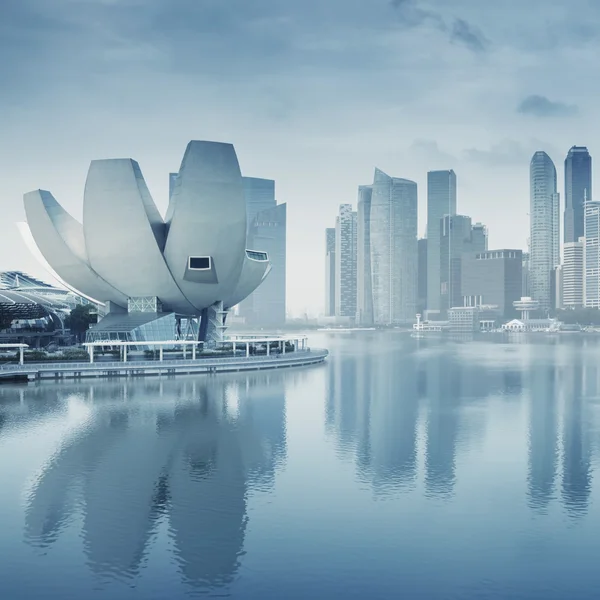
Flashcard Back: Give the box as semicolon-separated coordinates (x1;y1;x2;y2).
1;333;600;599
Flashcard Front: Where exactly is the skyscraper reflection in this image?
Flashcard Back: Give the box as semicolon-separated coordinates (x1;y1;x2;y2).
369;353;419;491
561;362;592;518
21;374;287;591
326;339;420;495
526;354;558;513
424;350;461;499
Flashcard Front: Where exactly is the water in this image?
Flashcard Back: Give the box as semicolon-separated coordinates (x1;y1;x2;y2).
1;332;600;599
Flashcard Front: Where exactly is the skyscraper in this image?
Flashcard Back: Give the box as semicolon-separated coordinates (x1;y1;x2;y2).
439;215;486;314
471;223;488;251
522;252;530;297
564;146;592;244
418;238;428;315
335;204;357;318
325;228;336;316
562;239;584;308
584;201;600;308
238;178;286;326
169;172;178;200
426;170;457;314
356;186;373;325
530;151;560;310
243;177;276;222
370;169;418;324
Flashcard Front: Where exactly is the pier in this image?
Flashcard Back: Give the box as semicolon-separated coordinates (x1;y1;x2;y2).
0;335;328;383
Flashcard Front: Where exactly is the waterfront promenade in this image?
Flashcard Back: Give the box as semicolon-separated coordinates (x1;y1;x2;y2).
0;346;328;382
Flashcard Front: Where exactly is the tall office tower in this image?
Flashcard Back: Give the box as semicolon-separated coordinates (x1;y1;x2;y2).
564;146;592;243
370;169;418;324
530;151;560;310
238;177;286;325
169;172;178;200
551;265;562;311
418;238;428;315
335;204;358;318
426;170;457;314
522;252;530;297
471;223;488;251
584;201;600;308
439;215;486;314
325;228;336;316
356;186;373;325
243;177;276;222
562;239;584;308
461;249;523;317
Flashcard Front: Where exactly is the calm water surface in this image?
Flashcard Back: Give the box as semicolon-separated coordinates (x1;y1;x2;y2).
2;332;600;599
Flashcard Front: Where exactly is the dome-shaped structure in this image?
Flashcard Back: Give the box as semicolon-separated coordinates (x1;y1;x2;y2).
20;141;271;343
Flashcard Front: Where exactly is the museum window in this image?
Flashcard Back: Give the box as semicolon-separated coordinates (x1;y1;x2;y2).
188;257;211;270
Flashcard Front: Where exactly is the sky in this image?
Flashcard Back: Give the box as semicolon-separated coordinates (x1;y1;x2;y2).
1;0;599;316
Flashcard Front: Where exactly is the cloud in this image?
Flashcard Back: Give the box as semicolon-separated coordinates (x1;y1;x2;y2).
451;18;488;53
390;0;488;52
408;139;457;165
390;0;444;28
462;139;559;166
517;95;579;118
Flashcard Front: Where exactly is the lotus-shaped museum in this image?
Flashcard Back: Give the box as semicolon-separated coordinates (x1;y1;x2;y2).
20;141;271;343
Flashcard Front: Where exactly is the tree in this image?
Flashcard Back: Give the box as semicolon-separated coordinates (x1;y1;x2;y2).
0;309;14;332
65;304;98;342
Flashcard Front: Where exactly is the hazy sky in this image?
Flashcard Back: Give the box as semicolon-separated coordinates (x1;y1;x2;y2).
1;0;599;315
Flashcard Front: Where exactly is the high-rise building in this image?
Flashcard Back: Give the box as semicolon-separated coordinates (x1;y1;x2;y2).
471;223;488;251
522;252;530;297
238;177;286;325
370;169;418;324
440;215;486;314
584;201;600;308
564;146;592;244
325;228;336;316
356;186;373;325
461;249;523;317
169;172;178;200
243;177;276;222
530;151;560;310
335;204;358;318
562;239;584;308
551;266;562;311
418;238;428;315
426;170;457;314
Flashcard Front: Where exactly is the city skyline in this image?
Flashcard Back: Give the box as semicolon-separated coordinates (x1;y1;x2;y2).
2;0;600;316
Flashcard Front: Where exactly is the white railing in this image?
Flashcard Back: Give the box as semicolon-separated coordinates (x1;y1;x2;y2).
0;348;326;374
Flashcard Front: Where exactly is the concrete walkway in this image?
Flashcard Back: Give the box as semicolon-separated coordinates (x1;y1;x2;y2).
0;348;328;382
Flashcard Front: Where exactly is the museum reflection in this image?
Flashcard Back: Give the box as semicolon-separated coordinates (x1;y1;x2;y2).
326;336;595;515
9;373;287;591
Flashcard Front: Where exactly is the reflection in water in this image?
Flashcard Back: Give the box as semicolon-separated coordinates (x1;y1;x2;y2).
425;354;460;499
527;346;558;512
325;336;597;515
13;374;287;591
562;363;592;518
3;336;600;599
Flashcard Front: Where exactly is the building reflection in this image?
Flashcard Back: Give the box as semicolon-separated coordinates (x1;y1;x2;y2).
526;350;558;512
369;352;419;491
561;362;592;518
424;351;461;499
326;342;421;494
22;373;287;590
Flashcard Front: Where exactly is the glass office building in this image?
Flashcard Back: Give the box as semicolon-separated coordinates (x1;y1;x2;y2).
370;169;418;324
